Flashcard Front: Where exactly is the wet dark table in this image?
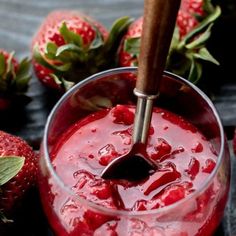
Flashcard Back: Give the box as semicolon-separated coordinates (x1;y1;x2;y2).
0;0;236;235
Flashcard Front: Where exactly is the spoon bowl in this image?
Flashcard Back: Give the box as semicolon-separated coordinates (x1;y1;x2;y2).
101;143;157;180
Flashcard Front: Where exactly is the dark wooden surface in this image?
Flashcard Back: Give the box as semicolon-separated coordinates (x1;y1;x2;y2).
0;0;235;235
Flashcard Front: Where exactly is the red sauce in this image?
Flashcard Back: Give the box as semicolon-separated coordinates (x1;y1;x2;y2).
40;105;227;235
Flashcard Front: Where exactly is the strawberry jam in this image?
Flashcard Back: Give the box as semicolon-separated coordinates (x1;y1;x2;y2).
39;105;228;236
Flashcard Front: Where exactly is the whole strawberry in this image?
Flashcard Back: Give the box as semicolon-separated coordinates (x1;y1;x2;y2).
0;50;31;110
118;0;221;83
32;10;132;91
0;131;38;222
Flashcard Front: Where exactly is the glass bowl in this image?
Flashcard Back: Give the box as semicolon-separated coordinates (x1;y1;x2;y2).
39;67;230;236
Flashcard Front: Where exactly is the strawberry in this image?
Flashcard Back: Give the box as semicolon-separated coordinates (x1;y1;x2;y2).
0;50;31;110
177;0;204;38
32;10;132;91
118;0;221;83
0;131;38;222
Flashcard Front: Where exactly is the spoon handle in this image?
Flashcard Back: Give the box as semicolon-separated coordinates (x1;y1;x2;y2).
133;0;181;144
136;0;181;95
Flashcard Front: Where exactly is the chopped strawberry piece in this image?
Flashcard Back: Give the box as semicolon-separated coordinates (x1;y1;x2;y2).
94;220;118;236
84;210;115;231
112;129;132;145
150;138;172;160
191;141;203;153
185;157;200;179
132;199;148;211
72;170;116;209
202;159;216;173
111;105;134;125
161;185;186;206
98;144;118;166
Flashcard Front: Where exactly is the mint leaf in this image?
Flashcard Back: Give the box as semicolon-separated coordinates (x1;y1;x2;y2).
0;156;25;186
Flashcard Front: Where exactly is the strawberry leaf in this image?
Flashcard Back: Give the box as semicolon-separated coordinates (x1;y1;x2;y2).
170;27;180;50
34;46;72;72
50;74;62;85
0;53;6;76
182;6;221;45
203;0;215;14
56;44;83;58
0;156;25;186
14;58;32;92
50;74;74;91
124;37;141;55
45;42;58;60
16;58;31;79
60;22;83;47
186;24;213;50
14;75;31;92
193;47;219;65
53;63;72;72
56;44;88;64
6;52;15;76
89;28;104;50
105;16;133;53
61;78;74;91
46;42;58;54
33;46;56;71
188;59;202;83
